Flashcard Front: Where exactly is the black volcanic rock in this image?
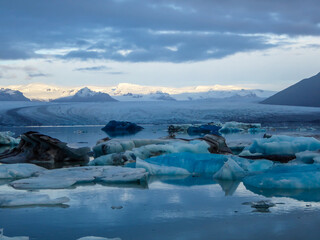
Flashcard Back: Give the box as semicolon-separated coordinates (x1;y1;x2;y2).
261;72;320;107
0;88;30;101
52;87;117;102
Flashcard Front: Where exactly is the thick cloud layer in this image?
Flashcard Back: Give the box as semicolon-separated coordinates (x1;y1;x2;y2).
1;0;319;62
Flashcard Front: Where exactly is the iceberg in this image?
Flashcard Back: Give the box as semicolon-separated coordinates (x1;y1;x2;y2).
295;151;320;164
97;166;147;183
240;135;320;156
213;158;246;180
10;166;148;189
101;120;143;137
136;158;190;175
136;152;273;177
90;140;211;166
0;193;69;207
0;235;29;240
219;122;263;134
243;164;320;189
0;163;45;179
0;131;20;146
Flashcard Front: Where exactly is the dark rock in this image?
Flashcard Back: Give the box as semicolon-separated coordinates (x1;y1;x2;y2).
0;131;90;164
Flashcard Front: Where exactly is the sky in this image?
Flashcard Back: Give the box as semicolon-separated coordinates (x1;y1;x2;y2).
0;0;320;90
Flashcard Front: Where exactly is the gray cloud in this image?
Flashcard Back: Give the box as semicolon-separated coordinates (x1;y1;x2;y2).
73;66;111;71
1;0;319;62
28;73;50;78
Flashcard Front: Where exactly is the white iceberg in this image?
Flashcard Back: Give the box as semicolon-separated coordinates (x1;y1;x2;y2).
213;158;246;180
0;235;29;240
10;166;148;189
219;122;263;134
136;158;190;175
0;163;45;179
295;151;320;164
240;135;320;156
97;166;147;183
0;193;69;207
0;131;20;146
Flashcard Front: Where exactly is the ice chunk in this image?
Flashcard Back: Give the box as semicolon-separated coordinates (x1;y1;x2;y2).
93;139;171;158
143;153;227;174
10;177;77;189
0;235;29;240
97;166;147;183
243;164;320;189
136;158;190;175
0;163;45;179
219;122;262;134
0;193;69;207
240;135;320;156
77;237;121;240
0;131;20;146
101;120;143;137
246;160;274;172
10;166;148;189
295;151;320;164
90;140;210;166
213;158;246;180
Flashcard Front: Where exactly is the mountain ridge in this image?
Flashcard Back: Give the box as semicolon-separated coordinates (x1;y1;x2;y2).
261;72;320;107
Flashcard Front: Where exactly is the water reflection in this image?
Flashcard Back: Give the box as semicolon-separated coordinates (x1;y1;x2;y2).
245;185;320;202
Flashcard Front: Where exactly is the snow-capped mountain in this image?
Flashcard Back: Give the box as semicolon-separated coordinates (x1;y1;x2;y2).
52;87;117;102
2;82;276;102
0;88;30;101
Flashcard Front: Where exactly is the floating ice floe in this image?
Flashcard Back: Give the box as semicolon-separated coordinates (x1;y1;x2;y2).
219;122;264;134
0;131;20;146
243;164;320;189
135;152;273;178
91;140;211;166
240;135;320;157
0;236;29;240
77;237;121;240
0;193;69;207
0;163;45;179
101;120;143;137
10;165;148;189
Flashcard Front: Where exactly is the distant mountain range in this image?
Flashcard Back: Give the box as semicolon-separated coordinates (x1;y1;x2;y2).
0;88;30;101
0;83;276;102
52;87;117;102
261;72;320;107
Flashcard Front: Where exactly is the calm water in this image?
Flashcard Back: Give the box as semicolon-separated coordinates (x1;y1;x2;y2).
1;125;320;239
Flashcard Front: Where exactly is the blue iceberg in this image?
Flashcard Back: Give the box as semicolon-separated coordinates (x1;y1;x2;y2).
240;135;320;156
